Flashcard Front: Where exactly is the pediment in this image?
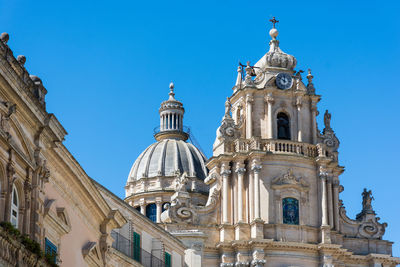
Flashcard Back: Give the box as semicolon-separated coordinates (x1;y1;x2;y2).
271;169;309;191
82;241;103;267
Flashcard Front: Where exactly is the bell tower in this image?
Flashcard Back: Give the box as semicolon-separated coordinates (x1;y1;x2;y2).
205;18;389;267
213;19;320;156
159;19;397;267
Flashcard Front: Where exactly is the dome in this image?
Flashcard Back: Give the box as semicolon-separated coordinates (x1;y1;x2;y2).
127;139;208;182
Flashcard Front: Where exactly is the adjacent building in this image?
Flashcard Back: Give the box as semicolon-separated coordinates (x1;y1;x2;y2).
0;31;185;267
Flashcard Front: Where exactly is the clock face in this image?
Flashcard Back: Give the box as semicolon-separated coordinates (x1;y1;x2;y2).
275;73;293;90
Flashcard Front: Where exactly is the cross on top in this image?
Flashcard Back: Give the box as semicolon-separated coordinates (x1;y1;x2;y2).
269;17;279;28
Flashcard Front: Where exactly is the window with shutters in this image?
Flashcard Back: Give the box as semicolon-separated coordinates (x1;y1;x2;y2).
133;232;141;262
45;238;57;264
165;252;171;267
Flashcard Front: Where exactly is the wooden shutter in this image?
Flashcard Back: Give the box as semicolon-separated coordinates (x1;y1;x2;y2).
165;252;171;267
133;232;141;262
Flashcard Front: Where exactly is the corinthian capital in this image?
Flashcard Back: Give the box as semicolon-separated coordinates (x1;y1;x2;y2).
251;164;262;173
235;167;246;175
246;94;254;103
220;169;232;176
265;93;274;104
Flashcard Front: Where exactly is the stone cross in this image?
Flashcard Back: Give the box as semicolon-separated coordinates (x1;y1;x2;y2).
269;17;279;28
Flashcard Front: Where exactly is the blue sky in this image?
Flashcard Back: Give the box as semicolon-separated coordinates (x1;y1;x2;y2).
1;0;399;256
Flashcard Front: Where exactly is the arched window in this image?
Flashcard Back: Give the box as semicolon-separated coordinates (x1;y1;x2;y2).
282;197;299;225
277;112;291;140
146;203;157;222
10;184;19;227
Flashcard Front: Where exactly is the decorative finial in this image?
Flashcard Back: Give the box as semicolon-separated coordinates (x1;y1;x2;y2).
245;61;253;85
269;17;279;29
17;55;26;66
307;69;313;83
306;69;315;95
168;82;175;100
269;17;279;40
1;32;9;44
235;64;242;89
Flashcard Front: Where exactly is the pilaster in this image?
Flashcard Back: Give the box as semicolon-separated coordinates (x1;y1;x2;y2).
265;93;274;139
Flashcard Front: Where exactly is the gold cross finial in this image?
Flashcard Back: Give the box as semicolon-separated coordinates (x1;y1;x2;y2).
269;17;279;28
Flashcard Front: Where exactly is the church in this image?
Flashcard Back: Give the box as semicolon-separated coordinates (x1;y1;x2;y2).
0;17;398;267
122;19;399;266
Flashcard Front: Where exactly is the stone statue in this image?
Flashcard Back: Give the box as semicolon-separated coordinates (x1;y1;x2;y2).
324;110;331;130
362;188;374;212
224;98;231;117
174;172;188;192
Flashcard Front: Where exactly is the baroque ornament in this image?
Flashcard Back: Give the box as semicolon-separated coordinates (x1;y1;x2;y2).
271;169;308;190
339;188;387;239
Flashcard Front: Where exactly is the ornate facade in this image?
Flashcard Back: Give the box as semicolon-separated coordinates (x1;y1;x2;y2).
0;30;185;267
125;22;400;267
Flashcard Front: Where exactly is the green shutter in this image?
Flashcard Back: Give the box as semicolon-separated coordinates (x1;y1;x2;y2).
165;252;171;267
133;232;141;262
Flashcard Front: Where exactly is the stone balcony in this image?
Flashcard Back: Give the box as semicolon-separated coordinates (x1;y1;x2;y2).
234;138;318;157
0;226;55;267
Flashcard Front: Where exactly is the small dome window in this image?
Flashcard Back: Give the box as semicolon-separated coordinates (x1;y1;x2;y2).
146;203;157;222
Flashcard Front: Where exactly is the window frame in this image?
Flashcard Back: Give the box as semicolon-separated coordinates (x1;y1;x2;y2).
282;197;299;225
10;184;19;228
45;238;58;264
276;112;291;140
146;203;157;222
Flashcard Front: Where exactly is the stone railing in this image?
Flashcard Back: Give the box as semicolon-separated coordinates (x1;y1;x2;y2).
0;226;53;267
234;138;318;158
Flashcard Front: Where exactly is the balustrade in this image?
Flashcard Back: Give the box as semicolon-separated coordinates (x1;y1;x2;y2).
233;139;317;157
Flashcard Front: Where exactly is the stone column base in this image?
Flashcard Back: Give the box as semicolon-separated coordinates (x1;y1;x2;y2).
250;219;264;239
320;225;331;244
219;224;234;242
234;222;250;240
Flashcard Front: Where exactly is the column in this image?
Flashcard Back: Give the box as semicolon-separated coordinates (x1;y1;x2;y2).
332;179;340;231
296;97;302;142
235;165;246;223
252;160;262;220
156;198;162;223
140;199;146;216
311;102;317;144
248;170;254;222
266;93;274;139
320;174;328;226
221;162;231;224
327;177;334;229
246;94;253;139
